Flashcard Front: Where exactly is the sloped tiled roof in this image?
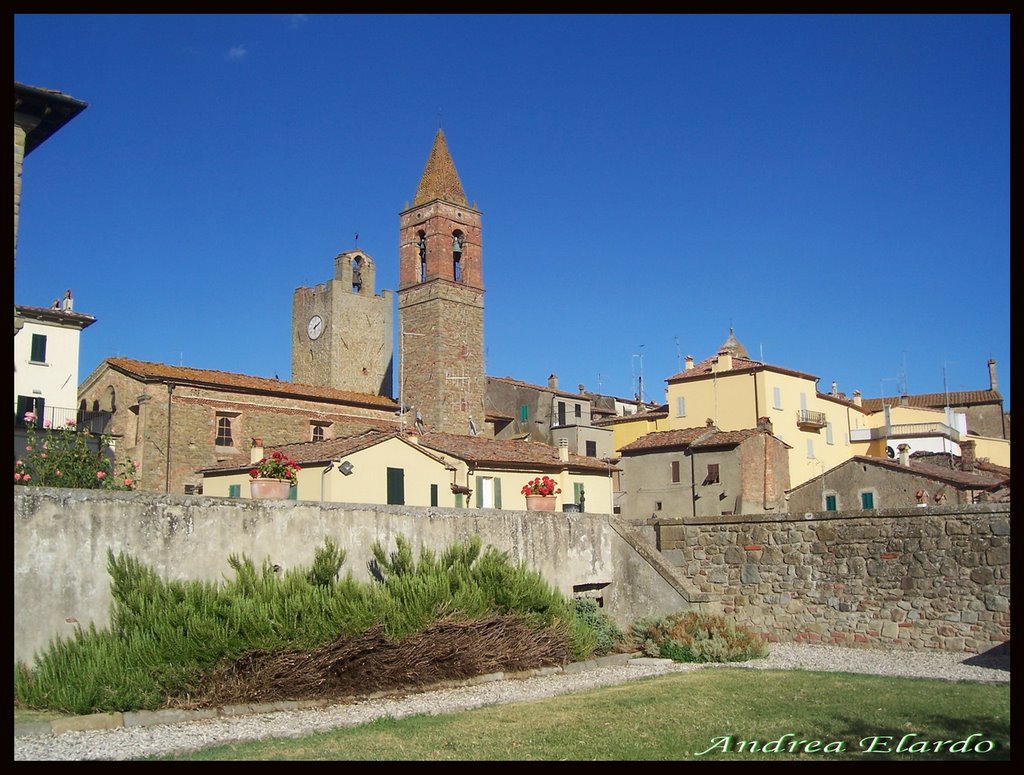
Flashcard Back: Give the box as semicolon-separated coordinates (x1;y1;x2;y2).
15;304;96;329
412;129;468;207
665;353;818;384
859;390;1003;412
102;358;399;410
593;408;669;427
831;455;1008;490
620;427;712;452
417;431;616;473
488;375;591;401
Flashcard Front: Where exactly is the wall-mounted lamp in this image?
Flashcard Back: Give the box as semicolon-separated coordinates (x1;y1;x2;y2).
339;461;354;476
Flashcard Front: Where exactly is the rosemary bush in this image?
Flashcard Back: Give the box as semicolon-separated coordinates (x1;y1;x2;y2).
630;610;769;663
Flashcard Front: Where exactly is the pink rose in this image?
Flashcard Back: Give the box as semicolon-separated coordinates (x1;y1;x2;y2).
96;471;106;480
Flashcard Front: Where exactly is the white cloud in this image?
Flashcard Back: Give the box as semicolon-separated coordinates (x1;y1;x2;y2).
225;44;248;61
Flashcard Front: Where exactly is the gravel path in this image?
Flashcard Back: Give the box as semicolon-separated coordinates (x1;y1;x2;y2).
14;644;1009;761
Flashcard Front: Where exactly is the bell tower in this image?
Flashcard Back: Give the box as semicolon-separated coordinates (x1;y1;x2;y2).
397;129;485;436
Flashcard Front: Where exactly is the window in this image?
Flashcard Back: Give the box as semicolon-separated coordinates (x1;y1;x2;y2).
430;483;438;507
387;467;405;505
311;424;325;442
519;405;529;422
703;463;720;485
585;440;597;457
475;475;501;508
215;416;233;446
655;501;662;510
30;334;47;363
228;484;241;499
806;440;815;459
772;386;782;410
824;494;837;511
16;395;44;426
671;460;681;483
826;422;834;445
860;491;875;509
574;404;582;419
557;401;566;426
676;397;686;417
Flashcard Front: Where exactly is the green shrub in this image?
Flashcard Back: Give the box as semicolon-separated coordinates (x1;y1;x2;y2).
572;597;625;656
630;610;768;663
15;534;593;715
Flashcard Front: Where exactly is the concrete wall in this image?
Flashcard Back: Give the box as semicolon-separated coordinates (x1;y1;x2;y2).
15;490;1009;668
14;488;685;667
653;504;1010;654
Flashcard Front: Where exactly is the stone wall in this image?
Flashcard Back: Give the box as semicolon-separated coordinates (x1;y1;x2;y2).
13;488;685;667
653;504;1010;654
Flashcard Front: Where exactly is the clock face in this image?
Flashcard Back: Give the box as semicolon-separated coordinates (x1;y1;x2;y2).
307;315;324;340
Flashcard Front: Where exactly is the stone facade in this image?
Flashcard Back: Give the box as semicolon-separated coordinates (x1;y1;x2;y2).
397;135;486;437
653;504;1010;654
291;250;394;396
77;358;399;494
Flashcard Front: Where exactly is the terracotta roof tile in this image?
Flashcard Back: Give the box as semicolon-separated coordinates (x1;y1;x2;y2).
849;455;1008;489
619;427;715;452
412;129;468;207
666;355;818;383
105;357;399;410
859;390;1002;412
417;431;616;472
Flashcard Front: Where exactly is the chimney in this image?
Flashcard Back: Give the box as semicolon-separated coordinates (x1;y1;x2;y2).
959;439;976;472
756;416;773;435
831;380;838;397
715;351;733;372
897;443;911;467
558;438;569;463
685;355;694;371
250;438;264;464
988;359;998;392
899;394;909;407
852;390;862;407
705;417;716;428
548;373;558;390
578;383;586;395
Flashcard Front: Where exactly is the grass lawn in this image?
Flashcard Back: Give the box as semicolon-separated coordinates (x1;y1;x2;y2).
152;668;1010;761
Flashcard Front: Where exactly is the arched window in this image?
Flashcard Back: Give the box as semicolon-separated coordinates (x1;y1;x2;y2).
452;230;464;282
351;256;363;292
417;231;427;282
105;385;116;413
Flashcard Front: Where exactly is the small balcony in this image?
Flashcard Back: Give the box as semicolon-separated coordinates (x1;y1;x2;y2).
13;404;112;434
796;409;827;430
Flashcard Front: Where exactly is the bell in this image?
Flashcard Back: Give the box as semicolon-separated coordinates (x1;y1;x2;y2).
452;236;463;254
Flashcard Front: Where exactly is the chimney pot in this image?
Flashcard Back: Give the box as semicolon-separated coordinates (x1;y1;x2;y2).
959;439;976;472
558;437;569;462
685;355;694;370
988;359;998;392
548;373;558;390
897;443;911;467
250;438;264;465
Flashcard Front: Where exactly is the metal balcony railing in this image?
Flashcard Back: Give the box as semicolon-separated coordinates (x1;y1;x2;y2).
13;404;112;434
796;409;827;429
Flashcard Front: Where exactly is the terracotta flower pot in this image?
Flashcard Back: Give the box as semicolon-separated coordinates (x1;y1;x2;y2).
525;495;557;511
250;478;292;500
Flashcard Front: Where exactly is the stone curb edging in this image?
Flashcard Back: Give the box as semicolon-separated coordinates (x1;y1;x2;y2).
15;652;644;739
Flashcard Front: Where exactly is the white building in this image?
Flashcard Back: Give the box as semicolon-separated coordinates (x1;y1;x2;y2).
14;303;96;434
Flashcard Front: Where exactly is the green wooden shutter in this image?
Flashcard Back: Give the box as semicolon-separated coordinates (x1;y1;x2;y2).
475;476;483;508
288;484;297;500
455;493;464;508
494;478;502;509
228;484;241;499
387;467;405;505
30;334;47;363
430;483;438;507
574;482;584;505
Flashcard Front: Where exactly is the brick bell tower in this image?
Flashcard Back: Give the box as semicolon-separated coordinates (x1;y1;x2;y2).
397;129;485;436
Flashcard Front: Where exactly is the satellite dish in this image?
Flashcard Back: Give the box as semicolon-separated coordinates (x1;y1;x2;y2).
886;446;895;459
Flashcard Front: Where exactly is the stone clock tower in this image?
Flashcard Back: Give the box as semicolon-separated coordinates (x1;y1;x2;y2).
292;250;394;396
397;129;485;436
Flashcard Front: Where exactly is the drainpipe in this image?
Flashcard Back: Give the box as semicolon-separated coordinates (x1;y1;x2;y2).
164;383;175;493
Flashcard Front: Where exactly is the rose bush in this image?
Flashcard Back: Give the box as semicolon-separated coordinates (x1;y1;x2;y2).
14;413;138;490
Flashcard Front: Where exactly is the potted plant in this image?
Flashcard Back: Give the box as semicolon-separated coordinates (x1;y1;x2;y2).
249;451;300;499
521;475;561;511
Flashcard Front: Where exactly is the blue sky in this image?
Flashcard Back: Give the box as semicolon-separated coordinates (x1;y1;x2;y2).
14;14;1010;411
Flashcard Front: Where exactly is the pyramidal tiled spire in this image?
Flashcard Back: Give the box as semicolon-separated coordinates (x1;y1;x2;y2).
413;129;468;207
